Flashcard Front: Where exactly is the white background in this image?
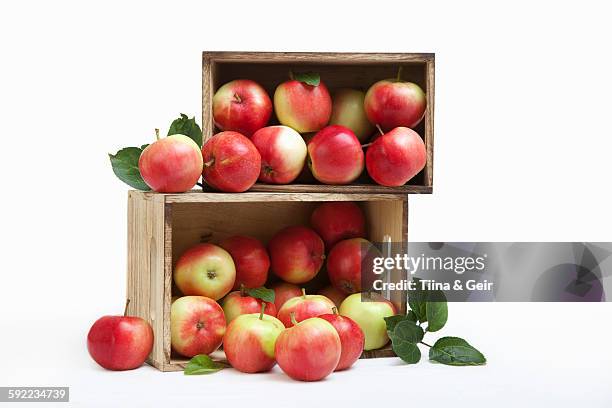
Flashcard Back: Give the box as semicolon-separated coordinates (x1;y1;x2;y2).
1;0;611;407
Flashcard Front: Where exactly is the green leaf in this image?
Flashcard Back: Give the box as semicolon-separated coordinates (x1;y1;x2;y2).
384;314;416;333
407;310;418;322
246;286;275;304
426;290;448;332
109;146;150;190
408;278;428;323
184;355;228;375
392;320;424;343
391;337;421;364
429;337;486;366
168;113;202;147
293;72;320;86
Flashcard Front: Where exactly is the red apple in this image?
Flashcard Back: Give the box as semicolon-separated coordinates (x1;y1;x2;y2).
219;235;269;290
250;125;307;184
307;125;364;185
310;202;366;249
268;226;325;284
327;238;381;295
339;293;397;350
87;301;153;371
170;296;226;357
212;79;272;137
329;88;374;142
223;305;285;373
317;285;347;308
174;243;236;301
201;131;261;192
319;308;365;370
270;282;303;310
277;289;335;328
221;290;277;324
274;77;332;133
364;78;426;131
275;315;341;381
138;134;203;193
365;127;426;186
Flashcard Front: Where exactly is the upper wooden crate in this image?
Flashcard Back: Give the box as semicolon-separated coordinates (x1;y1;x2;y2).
202;51;435;194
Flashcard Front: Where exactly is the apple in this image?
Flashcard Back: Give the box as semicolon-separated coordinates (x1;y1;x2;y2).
201;131;261;192
365;127;426;186
221;289;277;324
212;79;272;137
170;296;226;357
339;293;397;350
319;307;365;371
277;289;335;328
173;243;236;301
273;77;332;133
223;305;285;373
250;125;307;184
327;238;381;295
268;226;325;284
364;78;426;131
307;125;364;185
87;300;153;371
219;235;269;290
138;134;203;193
275;314;341;381
329;88;374;142
270;282;303;310
310;202;366;249
317;285;347;308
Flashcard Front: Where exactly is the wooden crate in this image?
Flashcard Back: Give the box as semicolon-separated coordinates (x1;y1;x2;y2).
126;190;409;371
202;51;435;194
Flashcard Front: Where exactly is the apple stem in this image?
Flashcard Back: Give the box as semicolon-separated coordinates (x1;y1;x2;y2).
289;70;294;80
155;128;160;141
375;124;385;136
396;66;403;81
290;311;298;326
240;284;247;297
204;158;215;167
259;302;267;320
124;298;131;317
233;93;242;103
361;142;373;148
301;288;306;299
332;306;338;315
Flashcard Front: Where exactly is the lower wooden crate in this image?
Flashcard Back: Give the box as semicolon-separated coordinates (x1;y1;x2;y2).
126;190;408;372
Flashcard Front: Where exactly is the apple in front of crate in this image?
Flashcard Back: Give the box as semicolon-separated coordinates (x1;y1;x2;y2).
277;289;335;327
87;301;154;371
270;282;303;310
275;315;341;381
339;293;397;350
317;285;347;308
268;226;325;284
365;127;426;187
173;243;236;301
223;307;285;373
329;88;374;142
250;125;307;184
327;238;381;295
222;290;277;324
319;308;365;370
274;75;332;133
364;79;426;131
308;125;364;185
201;131;261;192
212;79;272;137
138;134;203;193
170;296;226;357
219;235;269;290
310;201;366;249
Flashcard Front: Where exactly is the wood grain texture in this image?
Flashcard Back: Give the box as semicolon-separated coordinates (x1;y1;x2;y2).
152;190;409;203
201;51;434;194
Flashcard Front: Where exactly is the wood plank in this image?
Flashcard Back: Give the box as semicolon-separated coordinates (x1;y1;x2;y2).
424;58;435;188
154;190;410;203
203;51;434;64
247;183;432;195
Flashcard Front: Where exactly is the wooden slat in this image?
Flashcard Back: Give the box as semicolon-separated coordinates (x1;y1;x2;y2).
151;190;409;203
424;59;435;188
203;51;434;64
248;183;432;195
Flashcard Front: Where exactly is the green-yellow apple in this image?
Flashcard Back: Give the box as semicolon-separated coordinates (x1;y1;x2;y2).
170;296;226;358
277;289;335;327
274;77;331;133
339;293;397;350
173;243;236;300
329;88;374;142
250;125;307;184
223;306;285;373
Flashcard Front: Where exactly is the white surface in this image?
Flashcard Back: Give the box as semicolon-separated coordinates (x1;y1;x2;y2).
1;0;611;406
